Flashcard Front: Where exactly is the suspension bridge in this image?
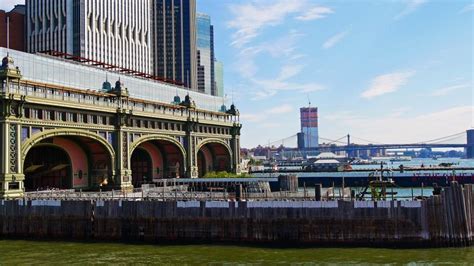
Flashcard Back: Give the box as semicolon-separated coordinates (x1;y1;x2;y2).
264;130;474;159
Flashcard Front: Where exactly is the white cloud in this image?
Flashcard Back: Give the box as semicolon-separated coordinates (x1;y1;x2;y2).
289;54;307;60
267;104;293;114
276;64;305;81
322;31;349;49
431;83;470;96
394;0;428;20
250;76;325;101
361;71;415;99
240;103;293;125
227;1;332;47
260;122;282;128
321;106;474;144
232;32;325;101
460;3;474;13
390;107;412;117
240;113;266;123
295;6;333;21
0;0;22;11
233;32;303;79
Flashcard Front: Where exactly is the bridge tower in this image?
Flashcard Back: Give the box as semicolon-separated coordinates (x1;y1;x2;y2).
467;129;474;159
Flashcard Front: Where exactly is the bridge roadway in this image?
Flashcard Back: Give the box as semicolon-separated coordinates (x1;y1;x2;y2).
285;143;467;152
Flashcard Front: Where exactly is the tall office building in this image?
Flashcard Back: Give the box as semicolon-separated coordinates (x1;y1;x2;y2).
299;107;319;148
0;5;26;51
196;12;214;94
152;0;197;90
214;60;224;97
25;0;152;74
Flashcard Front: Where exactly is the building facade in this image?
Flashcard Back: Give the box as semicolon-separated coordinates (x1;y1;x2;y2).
214;60;224;97
0;5;26;51
0;48;240;199
300;107;319;148
25;0;152;75
196;13;218;96
467;129;474;159
152;0;197;90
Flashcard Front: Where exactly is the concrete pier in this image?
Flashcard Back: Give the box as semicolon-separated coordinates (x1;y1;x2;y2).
0;183;472;247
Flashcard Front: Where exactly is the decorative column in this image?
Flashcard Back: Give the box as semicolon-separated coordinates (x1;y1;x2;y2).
226;104;241;175
182;95;198;178
231;124;242;174
0;54;25;198
109;79;133;191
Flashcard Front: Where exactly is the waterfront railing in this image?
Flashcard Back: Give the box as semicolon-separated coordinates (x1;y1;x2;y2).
23;187;428;202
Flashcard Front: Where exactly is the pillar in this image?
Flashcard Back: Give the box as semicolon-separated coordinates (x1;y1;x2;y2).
113;108;133;191
0;119;25;199
231;123;242;174
185;117;198;178
0;54;24;198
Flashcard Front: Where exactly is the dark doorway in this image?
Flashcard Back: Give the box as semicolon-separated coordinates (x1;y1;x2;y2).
131;148;152;187
24;145;72;191
197;150;206;177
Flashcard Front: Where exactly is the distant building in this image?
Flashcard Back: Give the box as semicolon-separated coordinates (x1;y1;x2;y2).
299;107;319;148
0;5;25;51
196;13;214;95
214;60;224;97
467;129;474;159
25;0;152;74
152;0;198;90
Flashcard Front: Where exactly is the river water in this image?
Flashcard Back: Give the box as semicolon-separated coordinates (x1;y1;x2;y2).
2;158;473;264
0;240;473;264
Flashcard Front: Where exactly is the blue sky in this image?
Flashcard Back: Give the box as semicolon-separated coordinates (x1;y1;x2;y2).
198;0;473;148
2;0;472;148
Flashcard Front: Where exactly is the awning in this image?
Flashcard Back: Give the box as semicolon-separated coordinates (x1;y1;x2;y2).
50;164;70;171
24;165;44;173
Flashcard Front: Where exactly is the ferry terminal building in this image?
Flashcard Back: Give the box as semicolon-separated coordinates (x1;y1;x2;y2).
0;48;241;198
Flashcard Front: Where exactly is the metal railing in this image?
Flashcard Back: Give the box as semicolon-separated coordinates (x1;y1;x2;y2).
2;81;237;124
22;182;435;202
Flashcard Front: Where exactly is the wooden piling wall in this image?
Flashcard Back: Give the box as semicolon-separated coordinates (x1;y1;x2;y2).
0;185;472;247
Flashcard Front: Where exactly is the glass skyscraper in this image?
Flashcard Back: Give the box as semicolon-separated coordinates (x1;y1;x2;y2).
196;13;214;95
214;60;224;97
26;0;153;74
152;0;197;90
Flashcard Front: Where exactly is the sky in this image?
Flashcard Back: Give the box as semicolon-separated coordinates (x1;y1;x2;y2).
2;0;473;148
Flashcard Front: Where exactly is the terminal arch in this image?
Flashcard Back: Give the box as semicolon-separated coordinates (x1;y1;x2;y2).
196;139;232;177
130;135;186;185
21;129;115;191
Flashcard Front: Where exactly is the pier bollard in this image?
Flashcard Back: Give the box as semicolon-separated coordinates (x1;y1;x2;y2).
315;184;322;201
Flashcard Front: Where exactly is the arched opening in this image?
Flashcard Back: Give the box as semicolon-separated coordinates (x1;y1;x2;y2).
24;145;72;190
22;135;113;191
197;142;231;177
131;148;152;187
130;138;185;186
